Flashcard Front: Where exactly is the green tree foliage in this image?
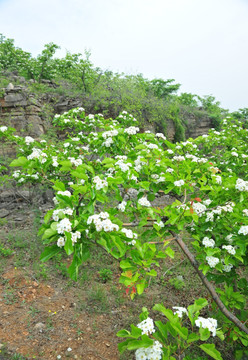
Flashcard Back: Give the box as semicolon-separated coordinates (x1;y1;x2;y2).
0;34;231;141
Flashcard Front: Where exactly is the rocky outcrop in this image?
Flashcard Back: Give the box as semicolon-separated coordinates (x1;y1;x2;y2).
0;76;213;141
0;83;45;137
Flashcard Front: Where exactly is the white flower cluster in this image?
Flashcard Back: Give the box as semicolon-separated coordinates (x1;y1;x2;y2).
156;133;166;140
124;126;139;135
134;156;146;172
146;143;159;150
151;174;165;183
52;207;73;221
242;209;248;216
27;148;47;163
172;306;188;318
174;180;184;187
87;212;119;232
192;202;207;216
222;245;236;255
71;231;81;244
68;157;82;167
238;225;248;235
235;178;248;192
102;129;118;141
57;237;65;248
57;190;71;197
115;159;132;172
206;256;219;268
173;155;185;161
121;228;138;245
195;317;218;337
223;263;233;272
166;167;174;173
137;317;155;335
117;201;127;212
205;202;234;222
93;176;108;190
213;175;222;184
202;237;215;248
57;218;72;234
25;136;35;145
231;151;239;157
135;341;163;360
52;156;59;167
103;137;113;147
138;196;151;207
0;126;8;132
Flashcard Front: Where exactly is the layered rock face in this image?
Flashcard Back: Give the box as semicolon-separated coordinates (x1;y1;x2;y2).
0;78;213;142
0;83;45;137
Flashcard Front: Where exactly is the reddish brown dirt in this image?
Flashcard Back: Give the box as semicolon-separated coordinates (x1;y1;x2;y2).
0;267;122;360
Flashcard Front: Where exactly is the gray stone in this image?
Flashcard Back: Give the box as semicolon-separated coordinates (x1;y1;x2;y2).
6;83;14;91
34;322;46;332
0;209;10;218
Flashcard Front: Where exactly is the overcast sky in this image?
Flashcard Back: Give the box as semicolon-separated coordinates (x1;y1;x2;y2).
0;0;248;111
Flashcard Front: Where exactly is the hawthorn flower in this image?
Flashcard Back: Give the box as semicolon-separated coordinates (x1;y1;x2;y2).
71;231;81;244
137;317;155;335
156;133;166;140
174;180;184;187
195;317;218;336
222;245;236;255
202;237;215;248
124;126;139;135
57;190;71;197
223;263;233;272
57;218;72;234
117;201;127;212
57;237;65;248
93;176;108;190
172;306;188;318
242;209;248;216
235;178;248;192
135;341;163;360
0;126;8;132
206;256;219;268
138;196;151;207
25;136;35;145
238;225;248;236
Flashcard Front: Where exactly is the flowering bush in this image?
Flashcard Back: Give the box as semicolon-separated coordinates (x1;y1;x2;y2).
1;110;248;359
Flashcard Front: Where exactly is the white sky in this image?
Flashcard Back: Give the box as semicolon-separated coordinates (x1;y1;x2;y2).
0;0;248;111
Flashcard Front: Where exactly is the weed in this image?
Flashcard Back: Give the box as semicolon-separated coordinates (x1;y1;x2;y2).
3;288;17;305
98;268;113;283
169;275;186;290
0;244;13;257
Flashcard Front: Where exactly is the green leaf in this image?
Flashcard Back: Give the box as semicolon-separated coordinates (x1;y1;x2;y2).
139;181;150;190
10;156;28;167
153;304;175;322
107;176;124;185
42;228;57;240
44;210;54;224
199;327;210;341
130;324;142;338
67;257;79;281
187;333;199;343
116;329;131;338
137;282;146;295
170;323;188;340
127;335;153;350
199;344;223;360
164;247;174;258
40;245;61;262
146;269;157;276
64;232;74;255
